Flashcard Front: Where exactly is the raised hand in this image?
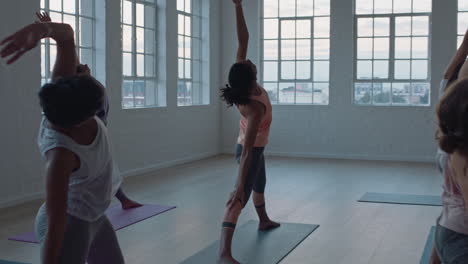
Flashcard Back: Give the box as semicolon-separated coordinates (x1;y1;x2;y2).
232;0;242;5
0;23;45;64
36;11;52;23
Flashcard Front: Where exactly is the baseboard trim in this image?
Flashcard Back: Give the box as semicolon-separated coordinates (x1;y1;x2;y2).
0;151;219;209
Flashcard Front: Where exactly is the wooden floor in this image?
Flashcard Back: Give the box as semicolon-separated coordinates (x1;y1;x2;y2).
0;155;442;264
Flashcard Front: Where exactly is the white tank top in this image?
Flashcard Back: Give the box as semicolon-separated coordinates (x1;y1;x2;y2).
37;116;121;222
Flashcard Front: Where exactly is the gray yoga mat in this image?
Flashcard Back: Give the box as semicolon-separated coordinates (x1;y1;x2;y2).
0;260;29;264
180;220;319;264
420;226;436;264
358;192;442;206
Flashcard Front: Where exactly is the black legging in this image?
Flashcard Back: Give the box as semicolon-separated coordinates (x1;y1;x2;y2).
235;144;267;207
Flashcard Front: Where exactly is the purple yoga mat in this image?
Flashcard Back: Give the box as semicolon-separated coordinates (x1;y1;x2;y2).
8;204;176;244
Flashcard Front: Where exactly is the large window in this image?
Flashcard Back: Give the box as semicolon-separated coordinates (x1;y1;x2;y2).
262;0;330;105
177;0;204;106
121;0;158;109
459;0;468;47
40;0;95;85
354;0;431;106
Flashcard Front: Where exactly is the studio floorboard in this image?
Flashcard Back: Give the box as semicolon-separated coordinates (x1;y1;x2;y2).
0;155;442;264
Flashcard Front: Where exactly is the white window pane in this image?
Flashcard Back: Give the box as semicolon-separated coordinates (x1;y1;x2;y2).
63;15;76;34
281;20;295;38
185;16;191;36
413;16;429;35
185;59;191;79
459;36;465;49
145;29;155;54
411;60;428;79
80;0;93;17
394;60;411;79
374;38;389;59
392;83;410;104
178;59;184;78
123;25;133;52
123;0;132;24
295;83;312;104
313;83;329;104
41;0;45;9
135;4;144;27
178;15;184;35
50;0;62;11
374;18;390;36
314;39;329;59
123;53;132;76
373;83;391;104
279;82;295;104
357;38;373;59
354;83;372;104
264;0;279;18
374;0;392;14
136;27;144;53
393;0;412;13
357;60;372;79
145;6;155;29
137;54;144;76
80;17;93;48
314;61;329;81
395;17;411;36
64;0;76;13
177;80;186;105
358;18;373;37
185;0;191;13
459;13;468;35
263;83;278;104
134;81;145;107
80;48;93;67
395;37;411;58
122;80;134;108
41;45;46;77
296;39;310;60
373;60;388;79
185;37;191;58
314;17;330;38
412;37;428;58
297;0;313;16
185;82;192;105
411;82;430;105
264;19;278;39
281;61;295;79
264;61;278;81
356;0;373;14
145;80;156;106
177;0;184;11
460;0;468;11
413;0;431;13
50;12;62;23
178;35;184;57
264;40;278;60
314;0;330;16
145;55;154;76
281;40;295;60
296;20;311;38
296;61;310;79
280;0;295;17
49;45;57;73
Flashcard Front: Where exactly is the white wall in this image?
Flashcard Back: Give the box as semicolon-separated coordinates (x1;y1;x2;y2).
220;0;458;162
0;0;222;208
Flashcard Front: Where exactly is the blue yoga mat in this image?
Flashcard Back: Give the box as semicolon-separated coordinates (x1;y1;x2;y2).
180;220;319;264
358;192;442;206
0;260;29;264
420;226;436;264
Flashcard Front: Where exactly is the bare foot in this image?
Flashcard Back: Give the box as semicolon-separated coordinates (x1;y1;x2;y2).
259;220;280;231
217;254;240;264
121;199;143;210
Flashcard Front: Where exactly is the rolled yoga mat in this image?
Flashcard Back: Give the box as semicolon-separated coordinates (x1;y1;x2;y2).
358;192;442;206
180;220;319;264
420;226;436;264
8;204;176;243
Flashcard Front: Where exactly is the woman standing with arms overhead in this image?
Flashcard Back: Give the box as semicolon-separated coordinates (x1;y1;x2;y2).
218;0;280;263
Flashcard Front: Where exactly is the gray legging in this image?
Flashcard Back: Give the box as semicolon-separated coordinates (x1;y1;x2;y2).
35;204;125;264
235;144;267;207
435;224;468;263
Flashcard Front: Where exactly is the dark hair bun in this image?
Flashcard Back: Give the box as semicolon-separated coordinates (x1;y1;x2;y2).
220;84;250;106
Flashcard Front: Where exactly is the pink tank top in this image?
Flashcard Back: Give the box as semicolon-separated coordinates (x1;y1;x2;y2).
237;86;272;147
439;155;468;235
